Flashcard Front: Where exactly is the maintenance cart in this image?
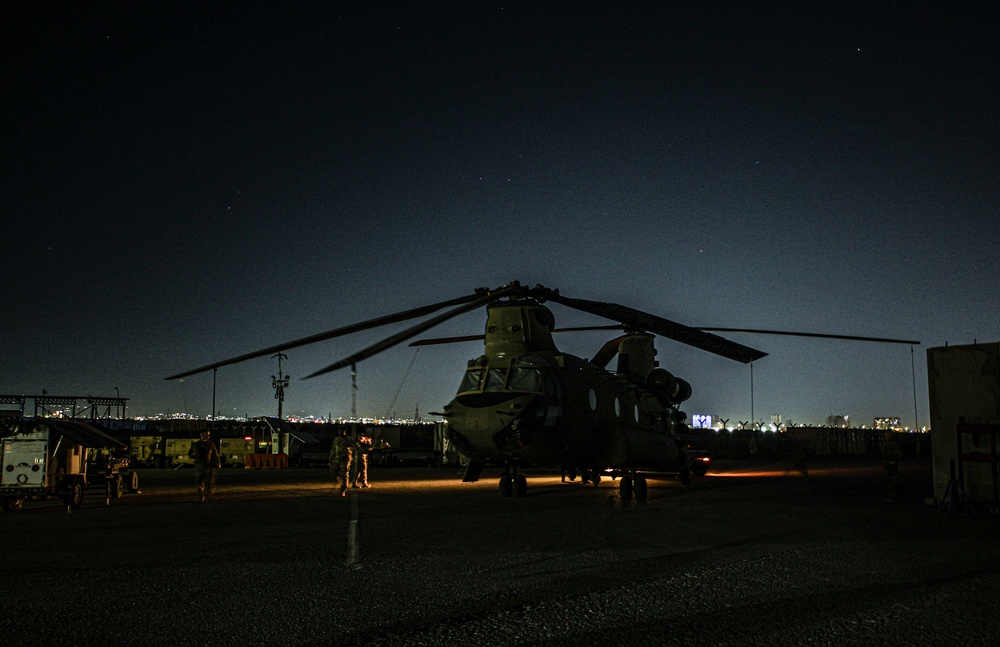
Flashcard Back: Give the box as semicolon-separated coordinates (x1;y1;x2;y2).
1;418;137;511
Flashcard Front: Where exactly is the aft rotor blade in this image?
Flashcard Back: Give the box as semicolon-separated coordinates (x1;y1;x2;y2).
696;328;920;345
544;293;767;363
408;324;625;347
164;293;483;380
305;287;518;379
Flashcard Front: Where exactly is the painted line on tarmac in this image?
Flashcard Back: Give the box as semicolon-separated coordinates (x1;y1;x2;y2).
346;493;361;569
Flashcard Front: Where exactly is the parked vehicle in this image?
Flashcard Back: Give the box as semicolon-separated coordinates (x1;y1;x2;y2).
1;418;138;511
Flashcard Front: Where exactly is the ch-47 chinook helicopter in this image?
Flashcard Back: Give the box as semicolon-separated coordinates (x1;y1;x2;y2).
166;281;918;502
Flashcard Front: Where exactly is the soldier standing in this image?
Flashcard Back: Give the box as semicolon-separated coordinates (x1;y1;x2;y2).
188;430;221;502
882;429;903;502
352;433;373;488
329;429;356;497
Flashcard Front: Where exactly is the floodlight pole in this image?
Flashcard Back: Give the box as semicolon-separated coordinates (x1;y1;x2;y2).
351;364;357;418
211;368;217;431
351;363;358;438
272;353;290;455
911;345;919;430
271;353;290;420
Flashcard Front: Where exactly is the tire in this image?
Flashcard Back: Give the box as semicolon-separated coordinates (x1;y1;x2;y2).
1;497;25;512
619;476;633;501
111;474;124;499
633;475;648;502
679;468;692;486
513;474;527;498
499;474;513;497
128;471;140;493
64;480;84;510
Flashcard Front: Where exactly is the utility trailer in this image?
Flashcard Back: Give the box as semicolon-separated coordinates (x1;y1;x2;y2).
0;418;137;511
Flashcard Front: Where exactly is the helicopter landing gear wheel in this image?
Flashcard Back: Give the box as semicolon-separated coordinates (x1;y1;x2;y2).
514;474;527;498
499;474;514;497
633;475;648;502
499;473;527;498
619;476;633;501
592;471;601;486
679;468;692;486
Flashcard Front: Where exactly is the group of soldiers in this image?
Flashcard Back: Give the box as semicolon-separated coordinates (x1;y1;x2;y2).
186;428;376;501
329;429;373;496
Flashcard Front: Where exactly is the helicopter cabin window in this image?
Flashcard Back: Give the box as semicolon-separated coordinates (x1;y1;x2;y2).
588;389;597;411
458;369;483;393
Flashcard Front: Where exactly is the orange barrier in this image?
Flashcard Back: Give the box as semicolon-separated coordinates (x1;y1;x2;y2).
244;453;288;470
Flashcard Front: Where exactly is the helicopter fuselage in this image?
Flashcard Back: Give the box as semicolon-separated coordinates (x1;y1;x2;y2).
443;300;688;474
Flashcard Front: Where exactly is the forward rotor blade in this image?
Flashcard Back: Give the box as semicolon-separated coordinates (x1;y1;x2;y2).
544;294;767;363
164;293;482;380
696;328;920;345
409;334;485;347
304;287;518;379
407;324;625;347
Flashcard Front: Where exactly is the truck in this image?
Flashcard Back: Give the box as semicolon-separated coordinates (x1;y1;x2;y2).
0;418;139;511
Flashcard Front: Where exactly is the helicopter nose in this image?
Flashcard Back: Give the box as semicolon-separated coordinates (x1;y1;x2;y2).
490;394;548;453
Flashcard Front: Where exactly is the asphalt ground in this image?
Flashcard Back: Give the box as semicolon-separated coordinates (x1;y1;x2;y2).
2;457;999;646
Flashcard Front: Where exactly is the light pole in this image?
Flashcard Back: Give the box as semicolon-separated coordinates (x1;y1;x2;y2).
272;353;289;455
271;353;289;420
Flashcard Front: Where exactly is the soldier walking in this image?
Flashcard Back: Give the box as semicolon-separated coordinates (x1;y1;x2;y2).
329;429;356;497
352;433;373;488
188;430;221;502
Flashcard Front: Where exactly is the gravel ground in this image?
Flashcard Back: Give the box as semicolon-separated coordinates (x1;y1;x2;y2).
2;458;998;646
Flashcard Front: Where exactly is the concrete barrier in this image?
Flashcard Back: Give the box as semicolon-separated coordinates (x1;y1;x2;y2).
244;453;288;470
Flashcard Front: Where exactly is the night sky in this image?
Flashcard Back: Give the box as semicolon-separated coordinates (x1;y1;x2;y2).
3;2;997;427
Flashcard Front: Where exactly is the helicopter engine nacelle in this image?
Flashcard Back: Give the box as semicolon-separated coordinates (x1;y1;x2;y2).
647;368;692;404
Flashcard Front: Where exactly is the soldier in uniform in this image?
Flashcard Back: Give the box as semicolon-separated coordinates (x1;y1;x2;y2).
188;430;221;502
329;429;356;497
881;429;903;502
352;433;373;488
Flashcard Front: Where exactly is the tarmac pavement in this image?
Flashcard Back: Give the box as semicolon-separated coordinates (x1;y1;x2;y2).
2;457;998;646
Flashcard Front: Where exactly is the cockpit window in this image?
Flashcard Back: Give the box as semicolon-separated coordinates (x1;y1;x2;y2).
458;369;482;393
483;368;508;392
458;356;549;394
507;367;543;392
